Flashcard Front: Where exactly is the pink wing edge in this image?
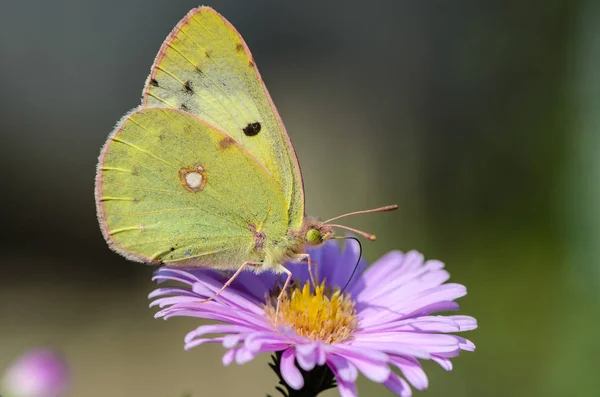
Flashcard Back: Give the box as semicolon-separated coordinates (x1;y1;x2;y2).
94;106;279;264
140;6;306;217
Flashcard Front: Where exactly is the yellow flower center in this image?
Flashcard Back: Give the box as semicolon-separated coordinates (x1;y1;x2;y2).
266;281;357;344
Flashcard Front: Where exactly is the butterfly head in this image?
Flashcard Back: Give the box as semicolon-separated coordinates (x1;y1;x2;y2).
305;224;333;246
296;204;398;250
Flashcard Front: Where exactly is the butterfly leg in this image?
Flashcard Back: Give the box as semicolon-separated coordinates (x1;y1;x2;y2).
296;253;317;286
276;267;293;314
199;261;259;303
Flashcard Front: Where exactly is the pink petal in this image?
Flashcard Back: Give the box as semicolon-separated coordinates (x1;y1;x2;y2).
326;355;358;382
148;287;198;299
327;343;389;362
222;348;238;366
336;353;390;383
389;356;428;390
158;304;271;329
384;372;413;397
327;344;392;381
354;332;460;354
235;347;256;365
223;334;242;348
281;348;304;390
359;315;461;334
454;336;476;351
359;284;466;327
295;343;317;371
315;342;327;366
184;337;224;350
349;341;430;359
431;355;453;371
150;295;201;308
360;251;405;287
152;269;199;285
245;332;292;352
328;361;358;397
191;280;264;315
184;324;254;344
448;315;478;331
336;379;358;397
358;258;445;304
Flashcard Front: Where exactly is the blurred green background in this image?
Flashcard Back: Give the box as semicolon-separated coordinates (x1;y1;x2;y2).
1;0;598;396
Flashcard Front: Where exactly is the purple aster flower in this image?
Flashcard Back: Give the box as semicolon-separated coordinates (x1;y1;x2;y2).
1;348;69;397
150;240;476;396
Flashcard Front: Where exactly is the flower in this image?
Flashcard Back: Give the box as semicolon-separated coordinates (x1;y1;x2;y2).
1;348;69;397
150;240;477;397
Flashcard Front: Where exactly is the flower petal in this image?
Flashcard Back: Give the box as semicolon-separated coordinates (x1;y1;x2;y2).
326;355;358;382
148;287;198;300
222;348;238;366
235;347;256;365
185;324;255;344
335;378;358;397
384;372;412;397
315;342;327;366
184;337;224;350
453;335;476;351
358;284;466;327
449;315;478;331
360;251;405;289
281;348;304;390
329;344;390;382
295;343;318;371
191;279;265;315
245;332;293;352
358;315;461;334
354;332;460;355
328;359;359;397
431;355;453;371
222;334;242;348
349;341;430;359
389;356;428;390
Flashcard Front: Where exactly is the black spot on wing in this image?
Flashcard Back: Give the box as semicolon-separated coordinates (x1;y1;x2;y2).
184;81;194;94
149;78;159;87
180;103;190;111
243;122;261;137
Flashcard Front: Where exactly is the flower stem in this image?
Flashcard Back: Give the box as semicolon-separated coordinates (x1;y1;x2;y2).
268;351;337;397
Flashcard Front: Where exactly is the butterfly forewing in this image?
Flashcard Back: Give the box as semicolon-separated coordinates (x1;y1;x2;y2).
95;107;289;267
142;7;304;230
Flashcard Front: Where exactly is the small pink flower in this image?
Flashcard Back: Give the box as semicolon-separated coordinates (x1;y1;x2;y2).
1;349;68;397
150;240;477;396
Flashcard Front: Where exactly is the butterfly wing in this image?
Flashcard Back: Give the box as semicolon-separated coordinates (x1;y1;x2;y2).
95;107;289;267
142;7;304;231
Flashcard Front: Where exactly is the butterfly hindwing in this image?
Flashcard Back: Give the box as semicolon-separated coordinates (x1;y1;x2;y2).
95;107;289;268
142;7;304;230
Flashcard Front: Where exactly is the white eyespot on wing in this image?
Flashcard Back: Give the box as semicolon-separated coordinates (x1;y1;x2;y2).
185;172;203;189
179;163;206;192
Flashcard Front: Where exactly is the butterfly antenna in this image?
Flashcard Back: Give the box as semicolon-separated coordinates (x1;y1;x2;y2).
323;204;398;224
330;236;363;293
327;224;377;241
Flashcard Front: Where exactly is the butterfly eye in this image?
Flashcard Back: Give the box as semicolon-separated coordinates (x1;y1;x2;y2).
305;229;322;245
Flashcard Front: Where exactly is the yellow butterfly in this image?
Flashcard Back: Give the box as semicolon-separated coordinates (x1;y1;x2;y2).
95;7;396;302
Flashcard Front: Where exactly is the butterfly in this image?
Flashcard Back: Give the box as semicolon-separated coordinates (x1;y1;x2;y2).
95;6;396;302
